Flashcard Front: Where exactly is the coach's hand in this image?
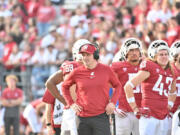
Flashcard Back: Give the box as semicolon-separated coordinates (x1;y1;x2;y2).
106;102;115;115
71;103;82;114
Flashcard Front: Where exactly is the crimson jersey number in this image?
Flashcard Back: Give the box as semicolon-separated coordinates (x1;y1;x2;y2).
128;73;141;93
64;64;74;72
152;74;173;96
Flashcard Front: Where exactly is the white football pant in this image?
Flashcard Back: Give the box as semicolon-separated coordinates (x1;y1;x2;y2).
61;108;79;135
172;110;180;135
139;116;169;135
115;112;139;135
23;104;42;133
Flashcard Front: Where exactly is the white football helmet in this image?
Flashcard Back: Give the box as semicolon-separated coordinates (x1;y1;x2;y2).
170;40;180;60
112;49;125;62
121;38;143;60
72;39;92;61
148;40;169;59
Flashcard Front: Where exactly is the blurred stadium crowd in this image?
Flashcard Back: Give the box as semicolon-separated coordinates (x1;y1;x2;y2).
0;0;180;134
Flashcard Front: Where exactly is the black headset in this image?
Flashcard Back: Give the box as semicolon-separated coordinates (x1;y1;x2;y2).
93;42;100;60
79;43;99;60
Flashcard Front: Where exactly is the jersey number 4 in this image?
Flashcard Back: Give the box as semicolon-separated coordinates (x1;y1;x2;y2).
153;74;173;96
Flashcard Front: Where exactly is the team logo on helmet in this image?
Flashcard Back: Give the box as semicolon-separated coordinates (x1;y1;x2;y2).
170;40;180;60
148;40;169;59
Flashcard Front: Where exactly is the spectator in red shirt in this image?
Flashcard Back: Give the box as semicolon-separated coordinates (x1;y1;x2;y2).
5;44;22;71
167;17;180;46
11;3;28;24
25;0;39;18
1;74;23;135
20;43;33;71
3;33;17;69
62;43;122;135
133;0;148;26
36;0;56;36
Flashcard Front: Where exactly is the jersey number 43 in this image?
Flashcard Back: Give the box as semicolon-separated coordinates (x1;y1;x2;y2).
153;74;173;96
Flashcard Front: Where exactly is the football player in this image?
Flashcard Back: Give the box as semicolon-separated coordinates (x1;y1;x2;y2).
45;39;91;104
170;40;180;135
124;40;177;135
43;60;79;135
111;38;142;135
23;98;45;135
45;39;92;135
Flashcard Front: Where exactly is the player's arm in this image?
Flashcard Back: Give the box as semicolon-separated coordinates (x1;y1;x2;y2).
45;103;55;135
45;103;52;124
124;70;150;113
45;70;66;105
168;80;177;110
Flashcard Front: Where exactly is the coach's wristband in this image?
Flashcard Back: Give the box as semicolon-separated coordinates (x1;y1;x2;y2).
46;123;51;126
